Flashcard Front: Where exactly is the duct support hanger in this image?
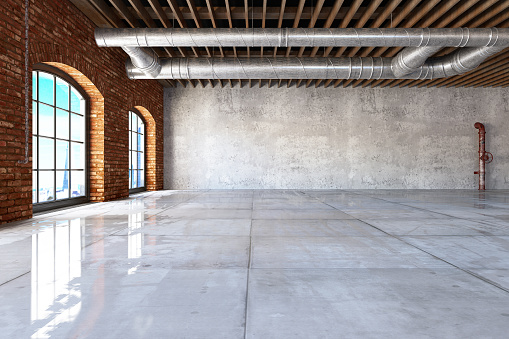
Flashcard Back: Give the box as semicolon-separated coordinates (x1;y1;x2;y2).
94;28;509;81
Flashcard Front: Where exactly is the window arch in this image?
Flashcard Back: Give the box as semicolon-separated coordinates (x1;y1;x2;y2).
32;66;88;211
129;109;145;192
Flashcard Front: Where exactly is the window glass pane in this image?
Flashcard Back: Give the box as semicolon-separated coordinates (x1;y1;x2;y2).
71;142;84;170
129;111;133;131
33;170;38;203
71;113;84;141
138;152;144;171
32;101;38;135
56;140;69;169
131;131;137;150
129;169;132;189
39;72;54;106
55;109;69;140
39;137;54;170
55;77;69;110
56;171;69;200
132;169;137;188
132;114;138;134
139;120;144;135
39;171;55;202
137;117;143;134
70;87;83;114
33;137;37;169
137;133;142;152
138;170;144;188
71;171;85;197
38;103;54;138
32;72;37;100
132;151;138;170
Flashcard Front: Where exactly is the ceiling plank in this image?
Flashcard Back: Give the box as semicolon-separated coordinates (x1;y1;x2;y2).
405;0;507;88
108;0;138;27
260;0;267;88
295;0;326;87
205;0;225;57
88;0;126;28
69;0;116;28
271;0;287;88
319;0;363;88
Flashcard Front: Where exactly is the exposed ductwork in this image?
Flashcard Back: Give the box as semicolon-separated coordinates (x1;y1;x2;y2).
96;28;509;48
94;28;509;81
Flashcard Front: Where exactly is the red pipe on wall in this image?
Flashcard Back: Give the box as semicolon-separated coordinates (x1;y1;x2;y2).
474;122;493;190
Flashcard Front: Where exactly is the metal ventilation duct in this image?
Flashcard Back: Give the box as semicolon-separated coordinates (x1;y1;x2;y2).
96;28;509;48
95;28;509;81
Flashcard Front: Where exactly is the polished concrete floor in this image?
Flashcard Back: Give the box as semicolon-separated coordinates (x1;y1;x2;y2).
2;190;509;338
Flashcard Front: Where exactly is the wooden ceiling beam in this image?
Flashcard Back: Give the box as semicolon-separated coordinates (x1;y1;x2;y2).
387;0;478;88
108;0;138;27
357;0;423;88
205;0;225;57
286;0;306;88
405;0;507;88
270;0;287;89
319;0;363;88
309;0;345;88
373;0;450;88
69;0;117;28
295;0;326;87
340;0;385;88
86;0;126;28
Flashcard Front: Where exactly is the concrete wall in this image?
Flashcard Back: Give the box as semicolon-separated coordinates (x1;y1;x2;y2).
164;86;509;189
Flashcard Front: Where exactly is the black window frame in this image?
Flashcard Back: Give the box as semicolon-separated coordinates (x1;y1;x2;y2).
32;64;90;213
129;108;146;194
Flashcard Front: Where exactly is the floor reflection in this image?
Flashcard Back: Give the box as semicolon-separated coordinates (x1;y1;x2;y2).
128;210;143;259
31;219;83;339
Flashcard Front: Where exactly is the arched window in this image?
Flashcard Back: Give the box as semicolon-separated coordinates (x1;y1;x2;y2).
32;67;88;211
129;110;145;192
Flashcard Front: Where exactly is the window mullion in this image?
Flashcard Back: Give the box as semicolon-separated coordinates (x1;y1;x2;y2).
53;75;56;201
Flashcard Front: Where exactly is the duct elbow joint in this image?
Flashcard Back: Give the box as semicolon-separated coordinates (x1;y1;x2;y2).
391;46;442;78
122;46;161;79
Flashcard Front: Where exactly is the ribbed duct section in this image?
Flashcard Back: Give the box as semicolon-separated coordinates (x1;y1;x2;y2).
121;46;161;78
125;46;504;80
97;28;509;81
96;27;509;48
127;57;394;80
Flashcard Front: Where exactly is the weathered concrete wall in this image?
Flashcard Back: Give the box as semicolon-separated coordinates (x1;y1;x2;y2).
164;86;509;189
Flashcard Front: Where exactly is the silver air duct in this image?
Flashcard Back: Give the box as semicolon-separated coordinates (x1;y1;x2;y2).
121;46;161;78
97;28;509;80
96;28;509;48
125;47;506;80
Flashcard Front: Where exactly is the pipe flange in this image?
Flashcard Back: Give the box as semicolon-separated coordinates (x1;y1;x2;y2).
481;152;494;163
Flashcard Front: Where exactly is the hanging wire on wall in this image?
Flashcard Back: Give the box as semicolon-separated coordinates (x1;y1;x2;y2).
19;0;30;164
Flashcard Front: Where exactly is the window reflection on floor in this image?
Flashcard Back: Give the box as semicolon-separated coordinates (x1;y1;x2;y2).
31;219;82;339
128;204;144;259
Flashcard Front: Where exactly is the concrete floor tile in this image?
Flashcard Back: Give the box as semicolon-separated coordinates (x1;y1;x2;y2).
402;235;509;269
252;209;354;220
252;219;386;237
363;218;509;236
251;236;448;269
246;268;509;339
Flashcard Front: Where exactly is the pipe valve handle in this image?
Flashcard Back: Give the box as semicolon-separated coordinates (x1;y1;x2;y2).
481;152;494;164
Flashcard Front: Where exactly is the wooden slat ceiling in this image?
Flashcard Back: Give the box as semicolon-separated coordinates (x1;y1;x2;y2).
71;0;509;88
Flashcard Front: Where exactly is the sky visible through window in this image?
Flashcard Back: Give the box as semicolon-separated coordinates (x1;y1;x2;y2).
33;71;86;204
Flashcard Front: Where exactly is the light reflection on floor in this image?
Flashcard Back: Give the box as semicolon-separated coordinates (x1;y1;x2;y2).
31;219;82;338
1;190;509;338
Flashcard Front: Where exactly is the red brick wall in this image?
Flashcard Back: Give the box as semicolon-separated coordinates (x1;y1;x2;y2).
0;0;164;224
